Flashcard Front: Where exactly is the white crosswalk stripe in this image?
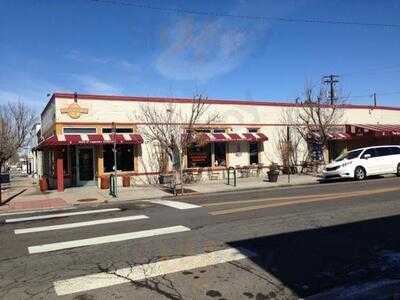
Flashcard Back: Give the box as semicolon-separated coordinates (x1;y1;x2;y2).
5;208;121;223
14;215;149;234
28;225;191;254
147;200;200;210
53;247;256;296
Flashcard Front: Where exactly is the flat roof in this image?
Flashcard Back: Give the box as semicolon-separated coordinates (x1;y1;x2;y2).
42;92;400;115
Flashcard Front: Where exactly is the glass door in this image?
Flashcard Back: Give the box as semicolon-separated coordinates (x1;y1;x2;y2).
77;148;94;185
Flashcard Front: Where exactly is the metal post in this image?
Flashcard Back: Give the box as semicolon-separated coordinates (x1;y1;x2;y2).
112;122;117;197
287;126;291;184
227;168;230;185
233;168;236;187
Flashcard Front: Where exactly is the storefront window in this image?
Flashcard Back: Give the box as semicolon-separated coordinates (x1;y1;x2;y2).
249;142;259;164
214;143;226;166
102;128;134;133
63;128;96;134
103;145;134;172
187;144;211;168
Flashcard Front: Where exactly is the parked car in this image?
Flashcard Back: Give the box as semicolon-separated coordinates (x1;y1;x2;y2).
322;145;400;181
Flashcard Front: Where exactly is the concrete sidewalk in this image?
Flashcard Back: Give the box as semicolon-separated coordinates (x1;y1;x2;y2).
0;174;319;213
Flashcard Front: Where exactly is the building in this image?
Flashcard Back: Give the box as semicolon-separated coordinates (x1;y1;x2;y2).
33;92;400;191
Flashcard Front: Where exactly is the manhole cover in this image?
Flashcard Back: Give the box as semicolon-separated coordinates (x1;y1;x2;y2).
77;198;98;202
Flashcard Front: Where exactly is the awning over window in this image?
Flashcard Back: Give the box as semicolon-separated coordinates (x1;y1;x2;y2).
310;131;352;141
348;124;400;136
199;132;268;143
35;133;143;150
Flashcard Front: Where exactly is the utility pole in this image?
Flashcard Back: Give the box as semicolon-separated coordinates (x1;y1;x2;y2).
373;92;377;107
322;75;339;105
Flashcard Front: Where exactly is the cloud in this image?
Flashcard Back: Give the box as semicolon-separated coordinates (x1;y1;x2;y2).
72;74;122;94
154;10;270;81
64;50;138;72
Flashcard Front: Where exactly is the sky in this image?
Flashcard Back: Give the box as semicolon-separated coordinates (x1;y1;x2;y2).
1;0;400;112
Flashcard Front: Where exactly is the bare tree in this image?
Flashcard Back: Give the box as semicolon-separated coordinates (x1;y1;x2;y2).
283;82;345;168
0;102;36;203
138;95;221;194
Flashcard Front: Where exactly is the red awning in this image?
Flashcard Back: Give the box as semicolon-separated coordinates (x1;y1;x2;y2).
326;132;352;140
199;132;268;143
35;133;143;150
349;124;400;136
310;131;352;141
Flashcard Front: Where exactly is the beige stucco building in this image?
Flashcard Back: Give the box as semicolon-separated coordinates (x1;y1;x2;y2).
34;92;400;190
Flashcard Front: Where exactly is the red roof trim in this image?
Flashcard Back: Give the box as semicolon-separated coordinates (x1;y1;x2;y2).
49;92;400;112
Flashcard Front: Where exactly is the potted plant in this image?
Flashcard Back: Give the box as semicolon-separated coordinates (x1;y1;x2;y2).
267;163;280;183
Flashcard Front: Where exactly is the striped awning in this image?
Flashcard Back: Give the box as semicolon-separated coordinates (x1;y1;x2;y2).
349;124;400;136
310;131;352;140
35;133;143;149
199;132;268;143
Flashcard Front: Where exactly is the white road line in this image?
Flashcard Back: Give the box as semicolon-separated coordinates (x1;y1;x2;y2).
5;208;121;223
147;200;200;210
53;247;255;296
28;225;190;254
0;207;75;217
14;215;149;234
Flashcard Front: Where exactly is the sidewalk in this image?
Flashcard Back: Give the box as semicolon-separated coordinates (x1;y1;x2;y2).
0;174;319;214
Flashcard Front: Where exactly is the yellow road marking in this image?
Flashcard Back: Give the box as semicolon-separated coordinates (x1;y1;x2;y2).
204;192;341;207
209;187;400;215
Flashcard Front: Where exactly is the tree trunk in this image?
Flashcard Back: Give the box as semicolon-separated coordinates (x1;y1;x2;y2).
0;162;2;205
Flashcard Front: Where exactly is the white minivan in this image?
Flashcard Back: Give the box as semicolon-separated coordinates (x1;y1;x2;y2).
322;145;400;180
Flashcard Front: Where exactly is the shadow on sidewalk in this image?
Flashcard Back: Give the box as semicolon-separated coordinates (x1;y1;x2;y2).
0;189;27;206
228;214;400;298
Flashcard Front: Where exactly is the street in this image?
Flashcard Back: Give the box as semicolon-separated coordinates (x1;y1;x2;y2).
1;177;400;299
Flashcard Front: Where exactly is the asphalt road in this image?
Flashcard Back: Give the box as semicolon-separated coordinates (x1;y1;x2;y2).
1;177;400;299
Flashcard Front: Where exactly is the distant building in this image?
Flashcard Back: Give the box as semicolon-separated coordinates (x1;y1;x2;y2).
33;93;400;191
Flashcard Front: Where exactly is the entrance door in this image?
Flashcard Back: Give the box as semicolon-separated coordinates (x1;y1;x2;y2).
77;148;94;185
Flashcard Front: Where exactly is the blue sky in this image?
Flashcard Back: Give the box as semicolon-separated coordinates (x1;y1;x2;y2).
1;0;400;112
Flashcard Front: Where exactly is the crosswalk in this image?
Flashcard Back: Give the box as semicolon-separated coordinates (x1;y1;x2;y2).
4;200;254;297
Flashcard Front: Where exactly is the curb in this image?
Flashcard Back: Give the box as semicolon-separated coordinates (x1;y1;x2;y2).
74;179;320;209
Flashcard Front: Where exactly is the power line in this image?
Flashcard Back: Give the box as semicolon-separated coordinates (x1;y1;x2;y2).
86;0;400;29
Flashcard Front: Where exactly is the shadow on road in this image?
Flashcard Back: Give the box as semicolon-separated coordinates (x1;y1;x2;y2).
228;214;400;298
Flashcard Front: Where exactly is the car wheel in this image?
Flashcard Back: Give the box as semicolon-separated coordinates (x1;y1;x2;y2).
354;166;366;181
397;163;400;177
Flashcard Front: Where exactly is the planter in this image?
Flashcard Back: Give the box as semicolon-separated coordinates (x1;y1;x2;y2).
267;171;279;183
100;175;109;189
39;176;48;192
122;175;130;187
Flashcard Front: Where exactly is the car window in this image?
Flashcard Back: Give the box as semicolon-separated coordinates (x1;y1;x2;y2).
389;147;400;155
361;148;377;158
376;147;392;157
334;149;363;161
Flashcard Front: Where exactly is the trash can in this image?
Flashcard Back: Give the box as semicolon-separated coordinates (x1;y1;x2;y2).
122;175;130;187
100;175;109;189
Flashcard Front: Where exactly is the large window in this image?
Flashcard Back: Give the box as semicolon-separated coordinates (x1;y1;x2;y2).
249;143;259;164
214;143;226;166
63;127;96;134
187;144;212;168
103;145;134;172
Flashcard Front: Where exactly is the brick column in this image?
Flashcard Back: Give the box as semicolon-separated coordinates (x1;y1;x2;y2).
56;151;64;192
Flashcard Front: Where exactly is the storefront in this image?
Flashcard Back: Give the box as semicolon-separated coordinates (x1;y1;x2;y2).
33;92;400;190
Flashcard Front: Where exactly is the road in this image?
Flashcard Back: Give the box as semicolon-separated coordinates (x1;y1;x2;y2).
1;177;400;299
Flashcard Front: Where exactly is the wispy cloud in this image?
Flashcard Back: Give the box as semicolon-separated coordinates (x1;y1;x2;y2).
64;50;138;72
154;3;271;81
71;74;122;94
